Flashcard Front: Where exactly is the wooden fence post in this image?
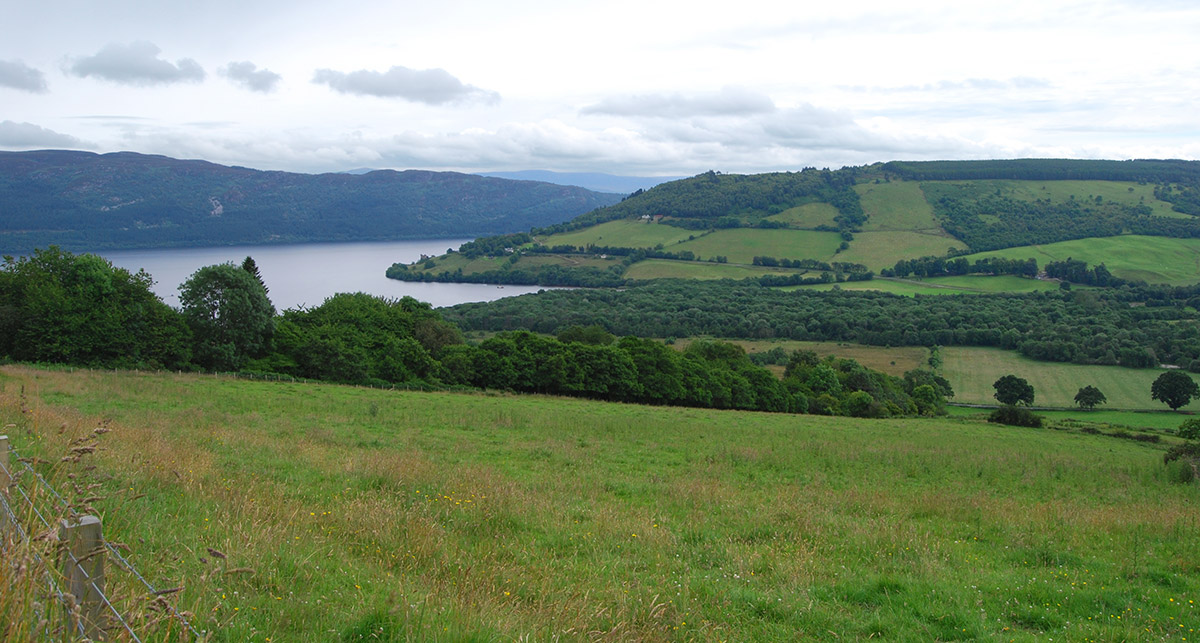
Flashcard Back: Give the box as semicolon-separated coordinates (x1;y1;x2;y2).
60;515;106;640
0;435;9;535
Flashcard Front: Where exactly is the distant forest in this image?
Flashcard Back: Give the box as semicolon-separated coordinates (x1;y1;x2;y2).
0;150;622;253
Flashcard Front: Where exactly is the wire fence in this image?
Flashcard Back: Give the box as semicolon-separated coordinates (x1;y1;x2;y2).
1;435;206;641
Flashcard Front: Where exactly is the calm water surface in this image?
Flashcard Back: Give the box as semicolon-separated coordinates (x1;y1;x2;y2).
100;239;551;310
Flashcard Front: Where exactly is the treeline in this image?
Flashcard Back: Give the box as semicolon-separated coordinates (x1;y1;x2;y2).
444;280;1200;369
753;257;869;272
0;247;945;419
886;256;1038;278
882;159;1200;184
1043;259;1128;287
387;262;628;288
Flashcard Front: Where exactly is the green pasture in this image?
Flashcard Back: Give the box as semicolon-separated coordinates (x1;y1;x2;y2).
1;365;1197;642
623;259;806;281
941;346;1200;411
838;230;968;269
672;228;842;264
856;181;943;231
670;338;927;377
962;235;1200;285
765;202;839;228
987;179;1184;218
947;405;1193;431
538;218;697;249
786;275;1054;296
413;252;506;275
516;254;623;270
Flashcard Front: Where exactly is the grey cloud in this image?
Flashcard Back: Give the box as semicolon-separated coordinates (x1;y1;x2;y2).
311;66;498;105
68;41;205;86
221;61;281;92
0;121;89;149
0;60;47;92
582;88;777;118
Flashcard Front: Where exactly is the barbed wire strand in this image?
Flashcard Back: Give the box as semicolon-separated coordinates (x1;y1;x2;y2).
64;549;144;643
7;446;205;641
1;470;89;640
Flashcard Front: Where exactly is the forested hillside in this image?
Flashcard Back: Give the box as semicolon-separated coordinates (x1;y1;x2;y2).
390;158;1200;288
0;150;623;253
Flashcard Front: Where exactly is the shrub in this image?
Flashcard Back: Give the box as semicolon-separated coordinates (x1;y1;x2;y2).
988;405;1044;428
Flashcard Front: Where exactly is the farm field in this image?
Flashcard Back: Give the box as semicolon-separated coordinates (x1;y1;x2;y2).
516;254;623;270
669;338;927;377
986;179;1184;218
941;346;1200;411
672;228;842;264
788;275;1059;296
764;202;839;228
2;365;1198;642
623;259;807;281
837;231;968;270
945;405;1194;431
538;219;697;249
962;235;1200;285
855;181;943;231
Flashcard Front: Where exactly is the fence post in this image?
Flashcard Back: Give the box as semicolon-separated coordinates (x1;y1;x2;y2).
0;435;9;535
60;515;106;640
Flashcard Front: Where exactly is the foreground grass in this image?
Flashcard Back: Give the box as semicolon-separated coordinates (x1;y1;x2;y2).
1;365;1198;641
942;346;1200;412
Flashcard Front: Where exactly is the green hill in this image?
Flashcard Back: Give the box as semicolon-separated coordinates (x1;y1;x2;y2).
390;159;1200;289
3;365;1197;641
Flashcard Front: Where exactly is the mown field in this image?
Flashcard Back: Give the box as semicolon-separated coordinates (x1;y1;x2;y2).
856;181;943;231
623;259;807;281
788;275;1059;296
962;235;1200;285
2;365;1197;641
764;202;838;227
672;229;842;264
837;231;968;270
538;219;698;249
942;346;1200;411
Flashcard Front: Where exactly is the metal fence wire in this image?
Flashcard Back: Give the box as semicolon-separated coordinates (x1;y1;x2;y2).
1;438;206;641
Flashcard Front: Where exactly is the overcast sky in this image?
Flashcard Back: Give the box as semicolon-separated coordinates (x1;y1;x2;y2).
2;0;1199;175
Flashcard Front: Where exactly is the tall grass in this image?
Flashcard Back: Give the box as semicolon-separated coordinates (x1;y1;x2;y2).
2;365;1198;641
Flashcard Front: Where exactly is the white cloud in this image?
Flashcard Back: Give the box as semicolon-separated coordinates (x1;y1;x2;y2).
0;121;89;149
220;61;281;92
582;87;777;118
68;41;205;86
0;60;47;93
312;66;498;105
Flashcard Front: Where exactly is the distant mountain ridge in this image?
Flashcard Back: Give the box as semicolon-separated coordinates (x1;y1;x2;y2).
0;150;625;253
476;170;687;194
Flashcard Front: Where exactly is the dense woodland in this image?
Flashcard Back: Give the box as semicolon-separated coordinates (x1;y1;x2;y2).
0;248;944;418
445;279;1200;370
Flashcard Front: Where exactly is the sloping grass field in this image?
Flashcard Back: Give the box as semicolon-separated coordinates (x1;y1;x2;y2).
837;231;968;270
2;365;1198;641
623;259;808;281
764;202;839;228
672;229;842;264
942;346;1200;411
962;235;1200;285
538;219;698;249
856;181;943;231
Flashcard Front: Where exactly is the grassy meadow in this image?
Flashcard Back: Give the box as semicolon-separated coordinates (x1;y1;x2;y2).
670;339;927;377
764;202;839;228
787;275;1059;296
962;236;1200;285
2;365;1198;641
672;229;843;264
623;259;807;281
856;181;943;231
838;231;968;270
538;219;698;249
942;346;1200;411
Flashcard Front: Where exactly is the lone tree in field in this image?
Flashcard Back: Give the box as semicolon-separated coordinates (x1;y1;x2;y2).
1074;385;1107;410
993;374;1034;406
1151;370;1200;411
